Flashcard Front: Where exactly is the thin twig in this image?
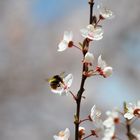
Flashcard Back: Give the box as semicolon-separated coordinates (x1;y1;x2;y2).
81;134;93;140
69;90;77;101
73;44;82;51
79;118;90;124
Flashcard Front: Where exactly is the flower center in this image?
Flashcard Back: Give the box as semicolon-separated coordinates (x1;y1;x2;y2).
133;108;140;116
59;131;65;137
68;41;73;48
114;118;120;124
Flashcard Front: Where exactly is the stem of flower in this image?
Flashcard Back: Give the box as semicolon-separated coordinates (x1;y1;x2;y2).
88;0;94;24
73;44;82;51
79;118;90;124
81;133;93;140
69;90;77;101
95;18;101;28
74;2;94;140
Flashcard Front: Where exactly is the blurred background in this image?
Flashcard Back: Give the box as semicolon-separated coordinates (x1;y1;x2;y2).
0;0;140;139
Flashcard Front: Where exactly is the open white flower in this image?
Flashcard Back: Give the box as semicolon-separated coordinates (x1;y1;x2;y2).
102;125;115;140
103;110;119;128
58;31;73;52
103;117;114;128
97;55;113;78
54;128;70;140
106;110;119;124
99;7;114;19
50;74;73;96
97;4;114;19
83;52;94;65
80;24;103;40
90;105;101;121
131;128;140;140
124;101;140;120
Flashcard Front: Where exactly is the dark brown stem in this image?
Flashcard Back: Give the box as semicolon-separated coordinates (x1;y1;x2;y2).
73;44;82;51
74;1;94;140
69;91;77;101
89;0;94;24
79;118;90;124
75;68;87;140
126;119;136;140
81;134;93;140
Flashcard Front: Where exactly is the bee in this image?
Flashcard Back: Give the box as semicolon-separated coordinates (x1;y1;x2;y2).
46;72;65;90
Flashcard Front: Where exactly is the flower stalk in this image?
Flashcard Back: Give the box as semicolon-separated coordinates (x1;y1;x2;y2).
75;1;94;140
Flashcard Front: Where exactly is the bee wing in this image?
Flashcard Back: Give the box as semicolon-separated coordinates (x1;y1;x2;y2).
45;78;50;82
60;72;66;78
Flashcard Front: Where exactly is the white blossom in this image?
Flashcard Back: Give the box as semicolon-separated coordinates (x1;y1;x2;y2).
84;52;94;64
90;105;101;121
54;128;70;140
131;128;140;140
124;101;140;120
51;74;73;96
80;24;103;40
103;117;114;128
97;55;113;78
100;7;114;19
106;110;119;121
102;125;115;140
97;4;114;19
58;31;73;52
103;110;119;128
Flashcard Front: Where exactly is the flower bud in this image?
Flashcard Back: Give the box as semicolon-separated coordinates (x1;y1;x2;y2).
84;52;94;64
103;67;113;77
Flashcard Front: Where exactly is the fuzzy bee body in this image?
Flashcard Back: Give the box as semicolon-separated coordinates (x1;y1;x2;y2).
48;75;64;90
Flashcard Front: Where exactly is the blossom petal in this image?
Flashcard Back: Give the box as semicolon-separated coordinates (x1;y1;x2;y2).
104;125;115;137
93;27;104;40
63;31;73;42
58;40;68;52
126;103;136;112
53;135;60;140
100;8;114;19
84;52;94;63
80;25;103;41
51;87;64;95
124;112;134;120
63;74;73;88
64;128;70;139
80;28;89;38
90;105;101;121
53;128;70;140
103;67;113;77
137;100;140;107
103;117;114;128
98;55;106;69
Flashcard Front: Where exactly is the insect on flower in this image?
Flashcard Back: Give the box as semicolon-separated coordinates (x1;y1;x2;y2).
47;72;73;96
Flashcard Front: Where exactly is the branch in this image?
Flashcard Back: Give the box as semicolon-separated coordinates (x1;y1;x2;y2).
74;1;94;140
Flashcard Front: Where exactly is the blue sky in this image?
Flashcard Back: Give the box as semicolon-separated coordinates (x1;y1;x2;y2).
31;0;86;23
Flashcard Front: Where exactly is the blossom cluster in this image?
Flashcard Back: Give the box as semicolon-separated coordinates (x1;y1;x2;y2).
47;1;140;140
54;100;140;140
48;5;114;96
